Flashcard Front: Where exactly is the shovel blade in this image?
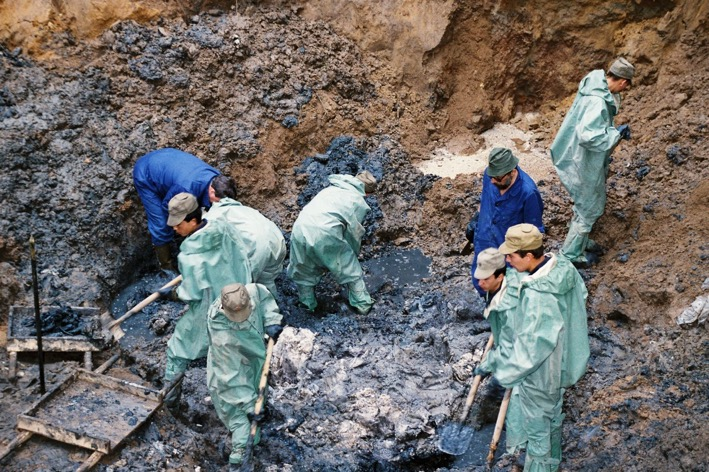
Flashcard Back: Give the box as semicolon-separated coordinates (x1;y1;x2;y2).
437;422;476;456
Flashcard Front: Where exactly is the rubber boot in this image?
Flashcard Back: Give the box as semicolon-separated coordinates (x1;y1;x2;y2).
296;284;317;311
154;244;176;271
347;279;373;315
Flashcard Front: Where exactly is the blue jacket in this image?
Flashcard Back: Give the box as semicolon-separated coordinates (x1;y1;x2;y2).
471;166;544;294
133;148;219;246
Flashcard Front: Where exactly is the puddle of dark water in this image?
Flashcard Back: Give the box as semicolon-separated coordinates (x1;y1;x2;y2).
363;248;431;293
449;422;506;468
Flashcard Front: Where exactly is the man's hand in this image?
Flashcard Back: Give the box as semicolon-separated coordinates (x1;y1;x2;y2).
156;286;176;300
247;411;265;423
473;366;490;379
465;211;479;243
265;324;283;342
617;124;631;140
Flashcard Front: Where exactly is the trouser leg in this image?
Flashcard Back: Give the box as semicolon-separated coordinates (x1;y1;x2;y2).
346;278;373;314
296;283;317;311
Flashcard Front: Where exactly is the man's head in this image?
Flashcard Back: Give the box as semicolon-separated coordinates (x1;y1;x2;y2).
487;148;519;190
607;57;634;93
356;170;378;194
168;192;202;237
220;283;252;322
209;175;237;203
474;248;507;293
499;223;545;272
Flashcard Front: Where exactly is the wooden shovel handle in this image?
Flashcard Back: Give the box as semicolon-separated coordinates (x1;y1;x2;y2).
487;388;512;465
459;334;495;421
107;275;182;329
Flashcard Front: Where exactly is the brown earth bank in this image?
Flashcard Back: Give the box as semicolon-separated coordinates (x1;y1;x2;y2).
0;1;707;471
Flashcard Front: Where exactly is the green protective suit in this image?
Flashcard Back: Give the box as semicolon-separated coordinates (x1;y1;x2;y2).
480;269;526;454
207;198;286;296
550;69;622;262
287;174;373;314
207;283;282;464
481;254;589;472
165;219;254;382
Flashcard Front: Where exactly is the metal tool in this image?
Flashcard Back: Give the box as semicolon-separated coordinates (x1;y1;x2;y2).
437;335;494;455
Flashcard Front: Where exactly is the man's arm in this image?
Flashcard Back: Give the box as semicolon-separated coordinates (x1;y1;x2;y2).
575;97;622;153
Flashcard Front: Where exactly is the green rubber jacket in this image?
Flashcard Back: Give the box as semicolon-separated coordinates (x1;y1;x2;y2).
550;69;622;226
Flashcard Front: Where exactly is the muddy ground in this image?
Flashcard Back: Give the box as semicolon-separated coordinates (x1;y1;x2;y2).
0;1;707;471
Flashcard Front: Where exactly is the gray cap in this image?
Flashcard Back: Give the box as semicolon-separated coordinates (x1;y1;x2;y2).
356;170;378;194
486;148;519;177
499;224;543;254
167;192;199;226
220;283;252;322
609;57;635;82
474;248;506;279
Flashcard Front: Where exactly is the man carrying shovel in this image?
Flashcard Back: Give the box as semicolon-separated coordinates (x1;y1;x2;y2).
159;193;254;410
207;283;283;469
474;224;590;471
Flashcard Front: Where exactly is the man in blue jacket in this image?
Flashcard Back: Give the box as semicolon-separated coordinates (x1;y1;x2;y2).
133;148;220;270
550;58;634;266
470;147;544;296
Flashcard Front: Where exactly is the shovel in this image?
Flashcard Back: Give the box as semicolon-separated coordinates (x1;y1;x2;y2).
437;334;495;455
240;335;275;472
486;388;512;468
100;275;182;341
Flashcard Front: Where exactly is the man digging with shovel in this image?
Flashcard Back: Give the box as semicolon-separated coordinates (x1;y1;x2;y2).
474;224;590;472
159;193;255;410
207;283;283;469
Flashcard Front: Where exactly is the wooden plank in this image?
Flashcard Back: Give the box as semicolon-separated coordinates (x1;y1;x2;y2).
75;370;162;401
7;338;100;352
16;414;111;453
76;451;105;472
22;370;80;416
0;430;33;462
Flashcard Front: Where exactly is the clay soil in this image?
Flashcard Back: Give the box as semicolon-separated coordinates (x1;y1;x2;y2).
0;1;707;471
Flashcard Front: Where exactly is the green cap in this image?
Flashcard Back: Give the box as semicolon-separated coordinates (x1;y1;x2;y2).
609;57;635;82
486;148;519;177
499;223;543;254
167;192;199;226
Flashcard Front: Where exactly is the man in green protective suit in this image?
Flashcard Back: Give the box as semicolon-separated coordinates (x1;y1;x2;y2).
550;57;634;266
474;248;525;462
287;171;377;314
160;192;254;409
207;283;283;468
207;175;286;297
475;224;590;471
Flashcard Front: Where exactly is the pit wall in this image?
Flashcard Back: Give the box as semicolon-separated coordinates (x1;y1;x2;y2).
3;0;704;140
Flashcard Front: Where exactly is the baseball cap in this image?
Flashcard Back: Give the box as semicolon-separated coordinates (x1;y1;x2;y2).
609;57;635;82
356;171;378;194
167;192;199;226
220;283;252;322
474;248;506;279
498;223;543;254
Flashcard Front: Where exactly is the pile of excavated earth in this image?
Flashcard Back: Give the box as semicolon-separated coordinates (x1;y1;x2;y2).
0;1;707;471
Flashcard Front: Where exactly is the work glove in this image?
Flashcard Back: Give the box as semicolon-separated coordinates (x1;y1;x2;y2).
617;124;631;140
247;410;265;423
465;211;479;243
265;324;283;342
473;366;490;379
156;286;177;301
